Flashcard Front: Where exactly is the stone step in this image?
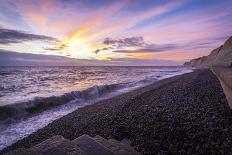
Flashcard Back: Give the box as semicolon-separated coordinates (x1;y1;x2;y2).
93;135;140;155
31;135;83;155
4;134;140;155
120;138;131;147
72;134;115;155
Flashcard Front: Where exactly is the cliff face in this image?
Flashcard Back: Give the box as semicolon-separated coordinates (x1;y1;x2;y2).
184;36;232;67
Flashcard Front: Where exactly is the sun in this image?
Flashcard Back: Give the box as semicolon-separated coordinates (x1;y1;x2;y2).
65;39;89;58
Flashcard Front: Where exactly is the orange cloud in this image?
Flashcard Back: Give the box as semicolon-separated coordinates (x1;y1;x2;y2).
96;56;113;60
127;53;156;59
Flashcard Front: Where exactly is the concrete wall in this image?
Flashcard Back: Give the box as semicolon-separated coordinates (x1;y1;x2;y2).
211;67;232;108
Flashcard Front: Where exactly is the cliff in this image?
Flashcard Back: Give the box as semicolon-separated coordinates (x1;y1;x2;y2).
184;36;232;67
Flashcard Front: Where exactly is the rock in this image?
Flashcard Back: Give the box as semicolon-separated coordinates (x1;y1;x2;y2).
4;134;140;155
31;135;69;153
72;134;115;155
30;135;83;155
39;140;83;155
214;36;232;67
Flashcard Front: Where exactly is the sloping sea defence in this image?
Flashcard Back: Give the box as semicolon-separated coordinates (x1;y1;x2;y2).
2;69;232;154
184;36;232;109
211;67;232;108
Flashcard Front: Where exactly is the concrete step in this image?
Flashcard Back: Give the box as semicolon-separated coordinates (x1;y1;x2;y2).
31;135;83;155
72;134;115;155
93;135;140;155
120;138;131;147
4;134;140;155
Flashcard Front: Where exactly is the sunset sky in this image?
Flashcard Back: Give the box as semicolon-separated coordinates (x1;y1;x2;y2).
0;0;232;65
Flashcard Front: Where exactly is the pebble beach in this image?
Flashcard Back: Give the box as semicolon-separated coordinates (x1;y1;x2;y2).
2;69;232;154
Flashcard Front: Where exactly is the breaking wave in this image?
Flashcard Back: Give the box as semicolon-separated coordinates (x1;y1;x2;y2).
0;83;123;121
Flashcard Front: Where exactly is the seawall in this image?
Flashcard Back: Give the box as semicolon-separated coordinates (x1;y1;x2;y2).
211;67;232;108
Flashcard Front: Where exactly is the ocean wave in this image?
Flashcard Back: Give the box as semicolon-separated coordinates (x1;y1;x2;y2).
0;83;123;122
129;76;157;88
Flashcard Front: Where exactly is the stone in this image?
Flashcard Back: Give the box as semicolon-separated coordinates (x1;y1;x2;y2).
72;134;114;155
31;135;69;153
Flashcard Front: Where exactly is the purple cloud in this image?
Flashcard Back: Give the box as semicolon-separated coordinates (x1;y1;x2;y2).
44;43;68;51
0;28;58;45
93;36;146;54
103;36;145;47
93;36;179;54
0;49;183;66
92;47;113;54
113;44;178;53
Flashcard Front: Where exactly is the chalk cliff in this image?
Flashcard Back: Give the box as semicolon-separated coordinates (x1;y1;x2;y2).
184;36;232;67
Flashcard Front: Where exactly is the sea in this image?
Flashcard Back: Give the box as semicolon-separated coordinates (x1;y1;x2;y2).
0;66;192;150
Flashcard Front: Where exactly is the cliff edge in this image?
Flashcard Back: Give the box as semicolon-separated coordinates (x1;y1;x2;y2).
184;36;232;67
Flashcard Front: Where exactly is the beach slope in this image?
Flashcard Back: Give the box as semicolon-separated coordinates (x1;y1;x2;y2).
2;69;232;154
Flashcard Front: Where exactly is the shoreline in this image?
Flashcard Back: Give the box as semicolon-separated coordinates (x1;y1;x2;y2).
2;69;232;154
0;68;192;151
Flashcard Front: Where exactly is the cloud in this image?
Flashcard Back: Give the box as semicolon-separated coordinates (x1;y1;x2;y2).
44;43;68;51
93;36;145;54
93;36;178;54
93;34;227;56
0;50;182;66
106;57;183;66
0;28;58;45
1;0;231;62
103;36;145;47
0;49;98;66
113;44;178;53
92;47;113;54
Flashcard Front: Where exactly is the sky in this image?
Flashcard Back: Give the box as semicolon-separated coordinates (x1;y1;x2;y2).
0;0;232;66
